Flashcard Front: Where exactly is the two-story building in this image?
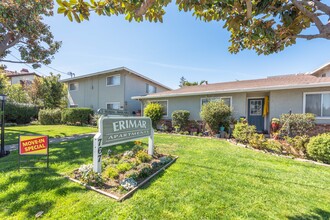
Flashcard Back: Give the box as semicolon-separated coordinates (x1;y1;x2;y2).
61;67;171;114
4;68;40;86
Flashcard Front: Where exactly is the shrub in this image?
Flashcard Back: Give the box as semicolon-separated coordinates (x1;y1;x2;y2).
116;162;133;173
144;103;163;128
172;110;190;131
285;135;309;156
249;133;266;149
104;167;119;179
137;163;152;178
264;139;283;154
5;102;39;124
77;164;103;186
279;113;315;137
125;170;139;179
233;122;256;144
61;108;94;125
307;133;330;164
132;145;144;154
200;100;232;134
136;150;152;163
193;132;198;136
38;108;62;125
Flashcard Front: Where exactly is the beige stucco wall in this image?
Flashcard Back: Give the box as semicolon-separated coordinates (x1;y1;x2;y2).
269;87;330;124
10;75;36;84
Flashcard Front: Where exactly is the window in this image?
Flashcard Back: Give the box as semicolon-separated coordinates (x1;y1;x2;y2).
150;100;168;116
146;84;157;94
201;97;232;107
106;75;120;86
304;92;330;117
69;82;78;91
107;102;121;110
249;100;263;116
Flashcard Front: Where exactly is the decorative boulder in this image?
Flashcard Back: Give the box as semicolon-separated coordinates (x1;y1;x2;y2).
120;178;137;190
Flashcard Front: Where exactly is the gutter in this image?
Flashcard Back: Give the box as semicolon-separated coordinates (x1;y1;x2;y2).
132;82;330;100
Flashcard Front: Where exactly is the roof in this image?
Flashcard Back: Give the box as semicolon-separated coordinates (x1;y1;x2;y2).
132;74;330;99
60;67;172;90
308;62;330;76
4;70;40;78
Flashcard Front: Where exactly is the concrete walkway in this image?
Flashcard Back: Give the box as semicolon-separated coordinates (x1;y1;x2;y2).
5;133;96;151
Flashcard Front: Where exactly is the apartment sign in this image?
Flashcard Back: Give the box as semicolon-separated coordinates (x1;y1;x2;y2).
93;116;154;173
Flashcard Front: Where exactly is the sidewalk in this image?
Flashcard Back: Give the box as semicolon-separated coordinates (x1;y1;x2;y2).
5;133;96;151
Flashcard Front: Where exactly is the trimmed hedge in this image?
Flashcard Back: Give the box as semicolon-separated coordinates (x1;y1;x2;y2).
307;133;330;164
61;108;93;125
144;103;163;128
5;102;39;124
38;109;62;125
172;110;190;130
279;113;315;137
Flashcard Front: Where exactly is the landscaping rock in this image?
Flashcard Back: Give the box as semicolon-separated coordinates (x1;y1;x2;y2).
120;178;137;190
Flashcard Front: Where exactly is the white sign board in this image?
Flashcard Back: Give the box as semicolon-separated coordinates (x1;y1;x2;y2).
93;116;154;173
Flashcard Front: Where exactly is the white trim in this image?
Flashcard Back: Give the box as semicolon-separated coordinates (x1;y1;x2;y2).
200;96;232;111
132;82;330;100
106;74;121;87
247;97;266;131
106;102;121;110
69;82;79;91
60;67;172;90
303;91;330;118
149;100;168;117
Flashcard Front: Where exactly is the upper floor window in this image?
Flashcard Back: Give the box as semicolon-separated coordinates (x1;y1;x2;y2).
106;75;120;86
146;84;157;94
69;82;78;91
107;102;121;110
304;92;330;118
201;97;232;108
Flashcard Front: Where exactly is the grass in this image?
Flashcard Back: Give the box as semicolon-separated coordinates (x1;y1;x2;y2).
3;125;97;145
0;134;329;219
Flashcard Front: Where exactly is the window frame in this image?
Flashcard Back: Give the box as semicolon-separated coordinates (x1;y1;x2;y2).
69;82;79;91
106;102;121;110
149;100;168;117
200;96;232;110
303;91;330;119
106;74;121;87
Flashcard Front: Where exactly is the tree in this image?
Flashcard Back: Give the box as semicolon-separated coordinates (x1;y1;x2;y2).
57;0;330;55
6;84;30;103
179;76;208;87
0;72;9;94
0;0;61;67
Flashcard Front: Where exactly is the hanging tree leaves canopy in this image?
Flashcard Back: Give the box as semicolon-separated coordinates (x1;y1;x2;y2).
57;0;330;55
0;0;61;68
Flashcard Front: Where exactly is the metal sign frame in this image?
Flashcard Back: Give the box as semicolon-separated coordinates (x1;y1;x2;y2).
93;115;154;173
18;135;50;171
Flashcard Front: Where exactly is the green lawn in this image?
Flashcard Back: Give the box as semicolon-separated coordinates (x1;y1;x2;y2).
4;125;97;145
0;134;329;219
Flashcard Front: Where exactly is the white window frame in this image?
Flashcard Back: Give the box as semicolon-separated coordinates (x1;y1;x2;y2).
149;100;168;117
200;96;232;110
106;102;121;110
69;82;79;91
106;74;121;87
303;91;330;119
146;84;157;94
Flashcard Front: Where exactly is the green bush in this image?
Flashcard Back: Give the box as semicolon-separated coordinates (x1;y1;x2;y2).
285;135;309;156
137;163;152;178
5;102;39;124
200;100;232;134
144;103;163;128
307;133;330;164
125;170;139;179
61;108;93;125
172;110;190;131
233;122;256;144
136;150;152;163
279;113;315;137
132;145;144;154
249;133;266;149
38;108;62;125
264;139;283;154
78;164;103;186
103;167;119;179
116;162;133;173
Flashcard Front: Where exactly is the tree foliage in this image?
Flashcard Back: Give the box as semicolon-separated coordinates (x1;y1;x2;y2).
0;0;61;67
179;76;208;87
57;0;330;55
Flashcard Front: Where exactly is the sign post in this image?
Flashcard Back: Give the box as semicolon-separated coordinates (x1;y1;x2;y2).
93;116;153;173
0;94;8;158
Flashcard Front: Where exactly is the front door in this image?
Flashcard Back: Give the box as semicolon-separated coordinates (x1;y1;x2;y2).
248;98;264;132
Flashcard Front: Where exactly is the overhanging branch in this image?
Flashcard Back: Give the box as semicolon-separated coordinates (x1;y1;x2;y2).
0;59;28;64
135;0;155;17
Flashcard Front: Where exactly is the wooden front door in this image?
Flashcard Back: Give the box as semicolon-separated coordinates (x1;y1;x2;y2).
248;98;264;132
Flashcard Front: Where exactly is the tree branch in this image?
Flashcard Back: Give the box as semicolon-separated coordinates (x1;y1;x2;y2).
135;0;156;17
312;0;330;16
0;59;28;64
297;33;330;40
246;0;252;19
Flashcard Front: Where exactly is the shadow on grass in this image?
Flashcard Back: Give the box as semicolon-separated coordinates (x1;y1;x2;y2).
287;208;330;220
4;129;45;145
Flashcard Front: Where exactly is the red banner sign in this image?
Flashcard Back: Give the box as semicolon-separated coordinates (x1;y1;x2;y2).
19;136;48;155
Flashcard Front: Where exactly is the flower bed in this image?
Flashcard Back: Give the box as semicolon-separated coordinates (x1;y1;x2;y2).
68;142;177;201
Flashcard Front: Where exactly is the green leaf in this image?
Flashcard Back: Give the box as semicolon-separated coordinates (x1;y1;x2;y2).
56;0;64;7
73;12;81;23
67;12;73;22
57;7;66;14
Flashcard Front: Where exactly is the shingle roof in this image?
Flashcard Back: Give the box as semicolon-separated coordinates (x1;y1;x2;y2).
133;74;330;99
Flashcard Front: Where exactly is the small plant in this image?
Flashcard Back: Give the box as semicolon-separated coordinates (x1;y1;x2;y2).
116;162;133;173
125;170;139;180
307;133;330;164
192;131;198;136
137;163;152;178
134;140;142;146
271;118;280;132
249;133;266;149
160;156;172;165
104;167;119;179
285;135;309;156
183;131;190;135
132;145;144;154
136;150;152;163
77;164;103;186
179;131;184;135
172;110;190;131
233;122;256;144
198;132;203;137
174;125;180;133
264;139;283;154
144;103;163;128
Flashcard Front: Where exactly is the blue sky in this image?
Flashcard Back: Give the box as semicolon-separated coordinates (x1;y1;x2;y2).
4;2;330;89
